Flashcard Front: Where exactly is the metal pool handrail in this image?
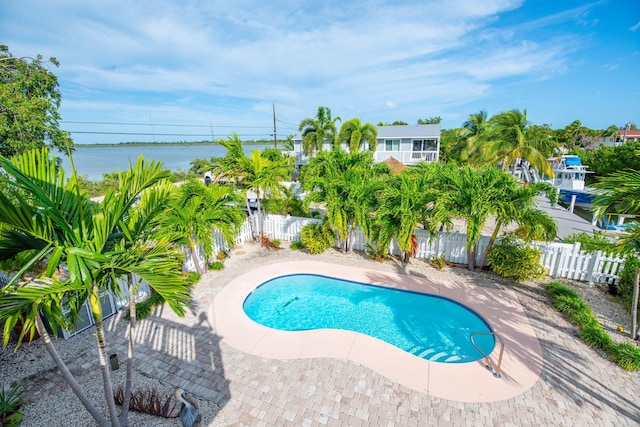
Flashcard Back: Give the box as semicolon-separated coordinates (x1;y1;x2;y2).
470;331;505;379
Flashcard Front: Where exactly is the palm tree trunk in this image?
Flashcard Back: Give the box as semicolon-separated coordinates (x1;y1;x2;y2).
189;238;204;275
119;274;136;425
477;219;503;270
245;196;258;241
466;247;475;271
35;315;110;427
632;268;639;340
90;287;121;427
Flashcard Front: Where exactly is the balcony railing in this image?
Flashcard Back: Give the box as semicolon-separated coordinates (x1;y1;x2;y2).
287;150;439;165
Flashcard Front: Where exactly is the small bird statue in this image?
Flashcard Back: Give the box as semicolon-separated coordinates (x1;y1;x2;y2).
174;388;202;427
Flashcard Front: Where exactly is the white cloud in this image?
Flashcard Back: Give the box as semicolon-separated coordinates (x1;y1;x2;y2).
630;21;640;32
2;0;606;140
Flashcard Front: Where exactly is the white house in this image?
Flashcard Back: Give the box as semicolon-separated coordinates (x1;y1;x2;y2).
290;124;440;170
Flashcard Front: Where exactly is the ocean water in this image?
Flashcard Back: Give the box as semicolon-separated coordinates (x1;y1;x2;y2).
243;274;495;363
58;143;274;180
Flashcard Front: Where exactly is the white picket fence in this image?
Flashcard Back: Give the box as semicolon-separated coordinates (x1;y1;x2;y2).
194;214;627;286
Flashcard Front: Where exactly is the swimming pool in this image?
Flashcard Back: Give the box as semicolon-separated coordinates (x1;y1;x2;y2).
243;274;495;363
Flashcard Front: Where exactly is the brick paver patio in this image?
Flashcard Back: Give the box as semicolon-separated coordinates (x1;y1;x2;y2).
21;243;640;426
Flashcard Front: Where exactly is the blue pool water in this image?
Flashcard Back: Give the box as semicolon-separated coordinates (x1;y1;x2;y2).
243;274;495;363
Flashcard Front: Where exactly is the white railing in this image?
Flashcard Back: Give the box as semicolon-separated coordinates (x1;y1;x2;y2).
374;150;439;164
201;215;626;286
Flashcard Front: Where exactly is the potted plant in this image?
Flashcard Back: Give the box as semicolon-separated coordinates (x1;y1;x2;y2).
0;382;24;426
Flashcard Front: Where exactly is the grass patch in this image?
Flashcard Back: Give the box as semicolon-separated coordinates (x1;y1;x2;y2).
546;280;640;371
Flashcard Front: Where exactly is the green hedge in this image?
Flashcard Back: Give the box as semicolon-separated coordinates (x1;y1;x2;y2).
545;281;640;371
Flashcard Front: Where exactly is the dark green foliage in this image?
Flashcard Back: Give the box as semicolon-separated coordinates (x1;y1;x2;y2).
300;223;334;254
487;238;544;281
552;295;591;319
563;232;617;253
546;281;580;299
546;280;640;371
0;382;24;419
290;241;303;250
114;385;177;418
576;141;640;184
618;256;639;304
581;325;614;351
209;261;224;271
610;343;640;371
0;45;72;157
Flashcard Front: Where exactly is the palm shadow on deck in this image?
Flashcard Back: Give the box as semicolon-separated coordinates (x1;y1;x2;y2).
118;307;231;414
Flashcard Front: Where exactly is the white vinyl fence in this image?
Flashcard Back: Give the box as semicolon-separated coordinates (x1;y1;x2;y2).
198;214;626;287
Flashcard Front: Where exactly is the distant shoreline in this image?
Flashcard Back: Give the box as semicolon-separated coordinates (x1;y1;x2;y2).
74;141;280;148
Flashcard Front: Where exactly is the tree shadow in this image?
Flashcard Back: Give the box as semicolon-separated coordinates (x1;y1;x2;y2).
111;308;231;415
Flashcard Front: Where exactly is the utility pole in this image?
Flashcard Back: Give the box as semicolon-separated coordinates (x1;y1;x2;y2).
273;102;277;148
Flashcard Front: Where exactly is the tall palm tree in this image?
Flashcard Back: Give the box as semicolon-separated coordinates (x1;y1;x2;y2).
460;110;489;163
593;169;640;339
338;118;378;153
240;150;293;240
298;106;341;157
161;179;245;274
0;148;190;427
473;109;554;178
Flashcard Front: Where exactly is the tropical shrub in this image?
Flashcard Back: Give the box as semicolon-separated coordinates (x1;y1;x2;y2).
290;241;303;251
430;254;447;270
487;237;544;281
546;280;640;371
611;343;640;371
581;325;614;351
300;223;334;254
0;382;24;426
546;281;579;299
209;261;224;271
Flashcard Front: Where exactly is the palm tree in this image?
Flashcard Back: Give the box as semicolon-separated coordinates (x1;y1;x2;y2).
300;149;387;252
459;110;489;163
593;169;640;339
476;180;558;269
338;118;378;153
210;133;246;185
374;170;446;263
240;150;293;240
161;179;245;274
474;109;554;178
436;164;516;271
298;106;341;157
0;148;190;427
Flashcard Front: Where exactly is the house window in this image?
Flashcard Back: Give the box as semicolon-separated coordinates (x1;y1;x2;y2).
385;139;400;151
412;139;438;151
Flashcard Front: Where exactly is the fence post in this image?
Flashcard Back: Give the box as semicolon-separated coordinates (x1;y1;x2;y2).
586;250;602;286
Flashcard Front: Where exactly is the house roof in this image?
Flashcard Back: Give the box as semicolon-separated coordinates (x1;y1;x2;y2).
618;129;640;138
383;157;409;174
376;124;440;139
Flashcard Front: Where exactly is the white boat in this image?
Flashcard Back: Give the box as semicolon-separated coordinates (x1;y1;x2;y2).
548;155;595;209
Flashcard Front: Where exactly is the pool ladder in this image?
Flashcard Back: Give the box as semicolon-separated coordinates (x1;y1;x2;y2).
470;331;505;379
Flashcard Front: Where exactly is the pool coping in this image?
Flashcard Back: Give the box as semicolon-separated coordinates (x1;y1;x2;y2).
209;261;543;403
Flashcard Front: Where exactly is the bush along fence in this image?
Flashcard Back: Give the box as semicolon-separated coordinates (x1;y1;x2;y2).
191;214;626;287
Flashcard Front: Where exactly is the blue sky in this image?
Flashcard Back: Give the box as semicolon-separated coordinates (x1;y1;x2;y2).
2;0;639;144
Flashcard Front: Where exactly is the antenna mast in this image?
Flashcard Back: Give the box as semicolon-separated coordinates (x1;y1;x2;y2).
273;102;277;148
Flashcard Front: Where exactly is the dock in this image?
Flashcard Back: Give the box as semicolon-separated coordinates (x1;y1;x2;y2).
536;195;595;240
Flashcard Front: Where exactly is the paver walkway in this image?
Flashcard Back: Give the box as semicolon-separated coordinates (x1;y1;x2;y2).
22;243;640;426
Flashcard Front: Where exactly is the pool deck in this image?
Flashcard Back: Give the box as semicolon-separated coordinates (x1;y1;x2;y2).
17;243;640;426
211;261;543;403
